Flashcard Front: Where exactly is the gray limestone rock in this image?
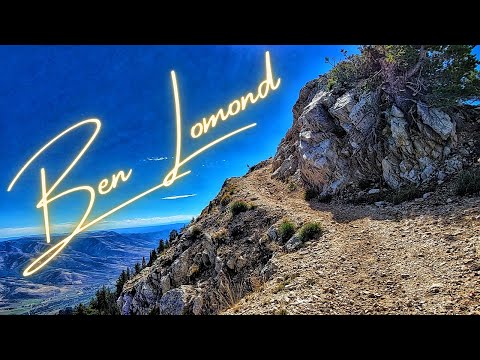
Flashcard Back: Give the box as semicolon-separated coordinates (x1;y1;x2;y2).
159;285;196;315
284;234;303;252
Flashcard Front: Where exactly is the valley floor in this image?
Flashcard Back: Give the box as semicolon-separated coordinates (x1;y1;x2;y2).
222;164;480;314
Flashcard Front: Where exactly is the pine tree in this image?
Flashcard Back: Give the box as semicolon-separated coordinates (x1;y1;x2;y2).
169;229;178;242
73;303;87;315
89;286;119;315
147;249;157;267
115;269;128;297
134;262;141;275
142;256;146;269
157;239;165;253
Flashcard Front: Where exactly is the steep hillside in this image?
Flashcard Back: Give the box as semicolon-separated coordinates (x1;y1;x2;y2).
119;154;480;314
118;46;480;315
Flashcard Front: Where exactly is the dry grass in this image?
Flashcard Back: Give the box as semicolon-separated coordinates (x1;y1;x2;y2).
274;307;288;315
213;228;228;244
250;275;265;292
214;274;248;311
220;193;231;206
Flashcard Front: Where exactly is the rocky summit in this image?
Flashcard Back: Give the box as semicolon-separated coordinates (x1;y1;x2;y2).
118;47;480;315
271;76;470;194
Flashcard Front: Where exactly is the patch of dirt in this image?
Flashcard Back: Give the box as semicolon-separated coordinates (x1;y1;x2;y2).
222;163;480;315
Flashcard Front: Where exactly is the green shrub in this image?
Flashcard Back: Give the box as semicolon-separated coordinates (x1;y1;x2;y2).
304;188;318;201
230;201;249;216
191;226;202;238
389;184;419;204
326;45;480;107
278;220;295;242
299;222;323;242
326;77;336;91
220;193;231;206
456;169;480;196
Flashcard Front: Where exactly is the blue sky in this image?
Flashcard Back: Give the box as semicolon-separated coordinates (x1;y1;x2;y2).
0;45;477;238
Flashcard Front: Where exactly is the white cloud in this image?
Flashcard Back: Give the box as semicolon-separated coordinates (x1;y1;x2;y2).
100;215;195;228
161;194;197;200
0;215;196;239
0;222;76;239
142;156;168;162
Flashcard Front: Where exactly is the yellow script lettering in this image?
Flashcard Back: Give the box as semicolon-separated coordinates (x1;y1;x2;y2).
98;169;132;195
7;51;281;277
190;51;281;138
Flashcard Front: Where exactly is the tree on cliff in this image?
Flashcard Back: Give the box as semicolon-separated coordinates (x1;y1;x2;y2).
116;269;128;297
157;239;165;253
71;286;119;315
147;249;157;267
169;229;178;242
88;286;119;315
72;303;87;315
134;262;141;275
326;45;480;109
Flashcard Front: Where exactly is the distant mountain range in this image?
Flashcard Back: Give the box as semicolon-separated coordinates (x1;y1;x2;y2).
0;223;185;314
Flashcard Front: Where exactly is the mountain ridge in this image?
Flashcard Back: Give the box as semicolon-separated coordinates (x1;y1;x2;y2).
118;46;480;315
0;225;180;314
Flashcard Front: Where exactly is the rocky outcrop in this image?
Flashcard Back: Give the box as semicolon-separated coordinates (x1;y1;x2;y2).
271;76;468;194
117;178;280;315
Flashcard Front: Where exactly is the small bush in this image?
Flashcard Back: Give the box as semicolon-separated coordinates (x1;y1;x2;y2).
456;169;480;196
230;201;249;216
220;194;231;206
274;307;288;315
278;220;296;242
213;228;228;243
326;77;336;91
299;222;323;242
287;182;297;192
389;184;419;204
272;282;286;294
304;188;318;201
190;226;202;238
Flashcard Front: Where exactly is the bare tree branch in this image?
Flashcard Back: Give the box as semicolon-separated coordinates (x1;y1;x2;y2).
406;45;427;79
